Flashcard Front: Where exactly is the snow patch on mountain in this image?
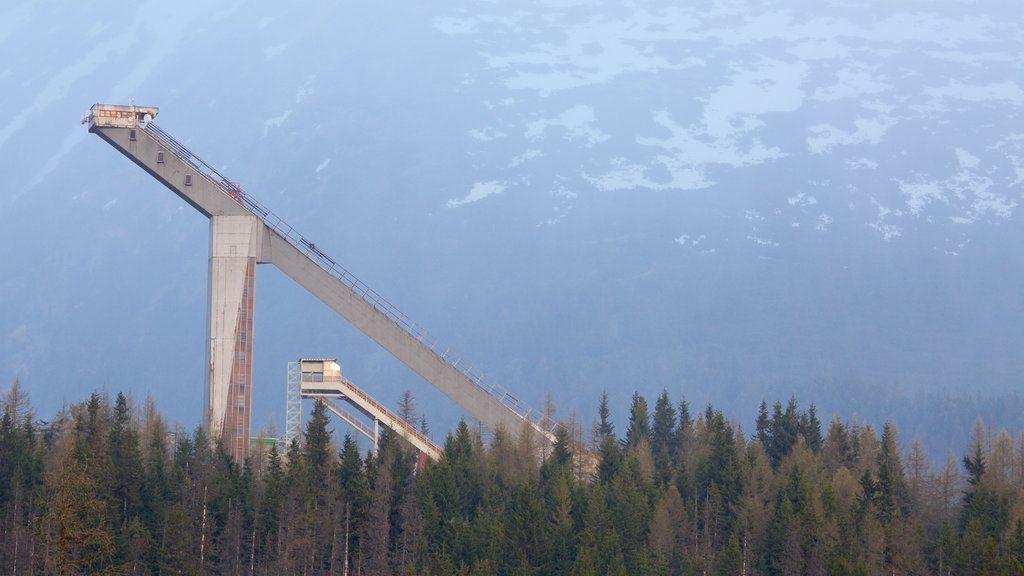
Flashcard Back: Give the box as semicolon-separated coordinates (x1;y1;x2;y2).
806;116;897;155
525;105;607;147
867;199;902;240
675;233;715;254
433;16;478;35
433;14;524;36
917;81;1024;113
295;79;315;104
443;0;1021;238
588;105;787;192
747;234;779;248
509;149;542;167
471;128;507;142
263;111;291;136
482;9;702;95
956;149;980;170
588;158;697;192
447;181;506;208
811;66;890;102
847;158;879;170
584;56;804;192
675;233;706;247
898;148;1014;224
925;50;1017;65
788;193;817;207
745;209;765;222
899;181;946;217
990;135;1024;187
541;186;578;226
702;58;807;139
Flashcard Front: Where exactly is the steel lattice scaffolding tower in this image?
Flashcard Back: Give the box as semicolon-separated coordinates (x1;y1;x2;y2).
284;361;302;447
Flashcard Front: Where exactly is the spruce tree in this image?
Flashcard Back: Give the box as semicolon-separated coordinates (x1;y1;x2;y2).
303;399;332;501
755;400;771;448
596;390;614;438
108;392;143;530
652;390;677;487
873;422;909;524
624;392;650;448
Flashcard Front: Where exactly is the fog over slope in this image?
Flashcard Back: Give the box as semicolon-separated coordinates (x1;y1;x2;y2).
2;0;1022;456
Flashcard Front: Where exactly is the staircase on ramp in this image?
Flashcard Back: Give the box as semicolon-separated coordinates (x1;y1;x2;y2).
293;359;442;461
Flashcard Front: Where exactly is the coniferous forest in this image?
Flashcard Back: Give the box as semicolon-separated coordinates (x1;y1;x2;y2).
2;379;1024;575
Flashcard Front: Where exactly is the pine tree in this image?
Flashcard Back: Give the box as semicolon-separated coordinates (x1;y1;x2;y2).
1009;519;1024;574
397;389;417;425
571;543;598;576
595;391;622;485
537;424;561;469
960;431;1011;545
160;502;197;574
362;452;394;576
595;439;620;484
873;422;909;524
393;450;423;575
608;455;652;569
596;390;614;439
108;392;143;531
0;404;18;510
698;407;742;509
333;434;368;575
512;477;550;572
304;399;333;503
716;533;743;576
546;469;576;576
755;400;771;447
763;398;803;467
673;398;692;474
802;404;823;452
624;392;650;448
652;390;677;488
257;441;283;568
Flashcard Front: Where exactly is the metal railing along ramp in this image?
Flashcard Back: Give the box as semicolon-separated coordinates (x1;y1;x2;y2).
302;376;442;461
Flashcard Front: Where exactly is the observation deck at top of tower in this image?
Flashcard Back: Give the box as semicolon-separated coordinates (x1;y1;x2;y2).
83;103;159;129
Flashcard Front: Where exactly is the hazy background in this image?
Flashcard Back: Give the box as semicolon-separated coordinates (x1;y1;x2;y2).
2;0;1022;458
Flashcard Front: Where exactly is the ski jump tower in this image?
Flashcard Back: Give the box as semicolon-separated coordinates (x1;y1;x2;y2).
84;104;558;462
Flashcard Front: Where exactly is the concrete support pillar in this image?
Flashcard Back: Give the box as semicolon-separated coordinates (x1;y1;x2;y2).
206;215;262;462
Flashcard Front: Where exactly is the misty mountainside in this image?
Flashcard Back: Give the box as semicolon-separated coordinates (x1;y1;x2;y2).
2;0;1023;456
